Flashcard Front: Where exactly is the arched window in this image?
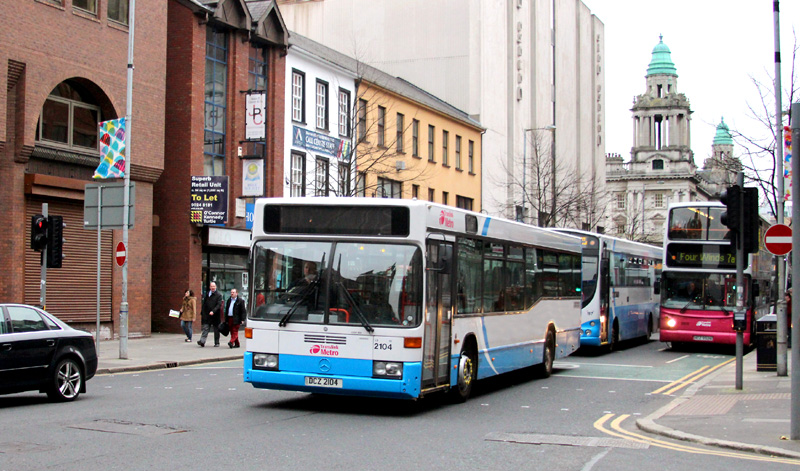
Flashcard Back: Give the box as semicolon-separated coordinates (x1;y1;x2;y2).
36;81;101;152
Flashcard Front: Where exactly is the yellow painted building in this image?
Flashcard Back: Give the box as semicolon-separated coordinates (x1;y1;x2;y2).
355;70;483;211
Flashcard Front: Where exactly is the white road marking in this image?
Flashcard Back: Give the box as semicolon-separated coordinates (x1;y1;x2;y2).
581;449;610;471
556;374;671;383
666;355;690;364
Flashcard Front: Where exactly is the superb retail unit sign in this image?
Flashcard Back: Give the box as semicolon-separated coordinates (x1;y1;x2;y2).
190;176;228;225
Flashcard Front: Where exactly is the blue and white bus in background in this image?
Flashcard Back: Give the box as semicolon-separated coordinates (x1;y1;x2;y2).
244;198;583;401
555;230;662;350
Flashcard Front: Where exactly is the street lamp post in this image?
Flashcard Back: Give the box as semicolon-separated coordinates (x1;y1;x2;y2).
521;125;556;225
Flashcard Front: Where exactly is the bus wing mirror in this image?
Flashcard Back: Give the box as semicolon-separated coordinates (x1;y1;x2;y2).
654;280;661;295
752;283;759;298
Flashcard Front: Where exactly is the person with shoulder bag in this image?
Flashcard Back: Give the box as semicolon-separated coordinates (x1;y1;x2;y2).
180;289;197;342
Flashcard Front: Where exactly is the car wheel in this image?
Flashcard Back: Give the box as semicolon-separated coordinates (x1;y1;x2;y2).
453;347;477;403
47;357;83;402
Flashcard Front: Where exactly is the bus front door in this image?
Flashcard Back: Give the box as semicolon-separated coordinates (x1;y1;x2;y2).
422;242;453;390
600;247;610;344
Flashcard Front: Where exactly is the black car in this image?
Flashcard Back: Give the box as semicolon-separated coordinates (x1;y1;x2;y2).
0;304;97;401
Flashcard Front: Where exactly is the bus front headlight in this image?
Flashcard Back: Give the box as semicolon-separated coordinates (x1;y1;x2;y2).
373;361;403;378
253;353;279;370
665;318;677;328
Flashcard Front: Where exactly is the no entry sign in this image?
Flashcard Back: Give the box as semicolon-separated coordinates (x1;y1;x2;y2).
116;241;127;267
764;224;792;256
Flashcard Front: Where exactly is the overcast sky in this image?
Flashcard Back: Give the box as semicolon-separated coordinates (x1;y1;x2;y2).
581;0;800;167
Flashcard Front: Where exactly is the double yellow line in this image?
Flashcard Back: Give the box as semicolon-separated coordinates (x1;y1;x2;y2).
651;358;734;395
594;413;800;465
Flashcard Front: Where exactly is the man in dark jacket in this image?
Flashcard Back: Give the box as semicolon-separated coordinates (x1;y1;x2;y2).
198;281;223;347
225;288;247;348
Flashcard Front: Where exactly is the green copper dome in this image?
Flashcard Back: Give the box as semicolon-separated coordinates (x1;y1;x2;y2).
713;117;734;145
647;35;678;76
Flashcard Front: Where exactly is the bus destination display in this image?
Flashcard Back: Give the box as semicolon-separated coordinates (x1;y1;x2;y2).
666;243;735;268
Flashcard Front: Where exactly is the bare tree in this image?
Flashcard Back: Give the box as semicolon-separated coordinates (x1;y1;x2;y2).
327;57;436;197
728;33;799;217
498;130;607;228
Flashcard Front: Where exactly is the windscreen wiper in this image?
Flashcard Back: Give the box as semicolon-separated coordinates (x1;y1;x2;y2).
279;279;319;327
337;281;374;333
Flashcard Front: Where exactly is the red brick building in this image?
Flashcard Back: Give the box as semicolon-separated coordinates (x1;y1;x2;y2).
0;0;166;337
151;0;287;333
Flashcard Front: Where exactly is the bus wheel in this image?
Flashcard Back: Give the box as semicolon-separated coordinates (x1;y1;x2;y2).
646;314;653;340
453;347;477;402
535;329;555;378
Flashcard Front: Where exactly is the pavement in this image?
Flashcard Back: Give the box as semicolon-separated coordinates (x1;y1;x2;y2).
96;334;800;458
637;349;800;459
96;333;242;374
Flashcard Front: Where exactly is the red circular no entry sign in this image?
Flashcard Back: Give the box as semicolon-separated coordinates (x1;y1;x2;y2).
764;224;792;256
115;241;127;267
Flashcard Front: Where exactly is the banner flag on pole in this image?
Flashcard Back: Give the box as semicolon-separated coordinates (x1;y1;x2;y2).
94;118;127;179
785;125;792;202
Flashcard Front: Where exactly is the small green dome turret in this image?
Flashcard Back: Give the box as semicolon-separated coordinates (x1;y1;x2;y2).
713;117;734;145
647;35;678;76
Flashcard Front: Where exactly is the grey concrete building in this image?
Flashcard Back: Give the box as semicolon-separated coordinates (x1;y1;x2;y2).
277;0;605;229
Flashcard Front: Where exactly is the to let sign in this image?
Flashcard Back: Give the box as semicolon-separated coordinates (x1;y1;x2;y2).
764;224;792;256
190;176;229;225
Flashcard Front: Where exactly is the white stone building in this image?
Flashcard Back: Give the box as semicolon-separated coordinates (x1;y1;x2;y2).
605;37;738;244
277;0;605;228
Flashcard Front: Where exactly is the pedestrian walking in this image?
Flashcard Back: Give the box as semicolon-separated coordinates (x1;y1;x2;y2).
198;281;223;347
225;288;247;348
180;289;197;342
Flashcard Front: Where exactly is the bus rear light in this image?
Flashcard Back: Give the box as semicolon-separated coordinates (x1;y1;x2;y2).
404;337;422;348
245;327;253;339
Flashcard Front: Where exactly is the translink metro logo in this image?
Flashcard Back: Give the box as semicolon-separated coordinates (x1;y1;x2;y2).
309;344;340;356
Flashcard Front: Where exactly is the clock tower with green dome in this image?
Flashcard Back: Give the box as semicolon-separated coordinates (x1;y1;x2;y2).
631;35;694;168
605;36;738;244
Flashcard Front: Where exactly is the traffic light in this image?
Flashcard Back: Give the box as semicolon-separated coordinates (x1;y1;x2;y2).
46;215;64;268
31;214;47;251
741;187;759;254
719;185;741;231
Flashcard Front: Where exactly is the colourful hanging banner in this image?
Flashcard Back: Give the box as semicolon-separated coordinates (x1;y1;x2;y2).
94;118;126;179
784;125;792;202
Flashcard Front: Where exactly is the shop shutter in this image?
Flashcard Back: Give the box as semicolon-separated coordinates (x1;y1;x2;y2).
25;200;113;322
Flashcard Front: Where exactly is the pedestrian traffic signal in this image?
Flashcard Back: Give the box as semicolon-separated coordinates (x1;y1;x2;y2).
31;214;47;252
46;215;64;268
719;185;741;231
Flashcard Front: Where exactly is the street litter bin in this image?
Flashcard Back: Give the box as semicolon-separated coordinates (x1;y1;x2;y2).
756;314;777;372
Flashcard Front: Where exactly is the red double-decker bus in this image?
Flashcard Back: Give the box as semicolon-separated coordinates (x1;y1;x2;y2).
659;202;774;347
